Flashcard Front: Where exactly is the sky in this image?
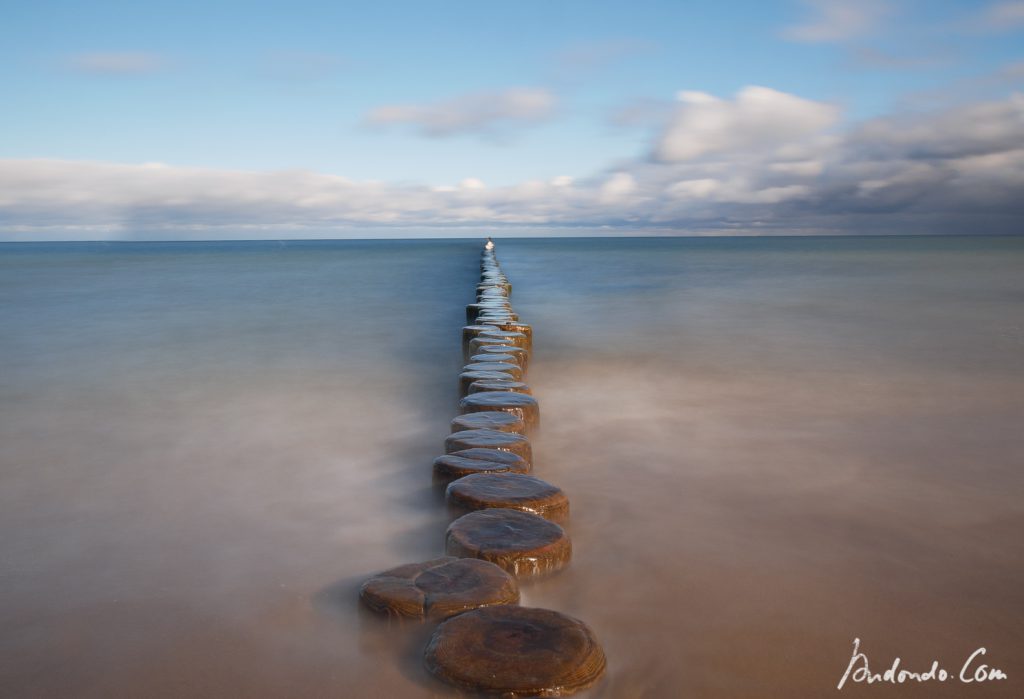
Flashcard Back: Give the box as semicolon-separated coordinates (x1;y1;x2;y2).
1;0;1023;239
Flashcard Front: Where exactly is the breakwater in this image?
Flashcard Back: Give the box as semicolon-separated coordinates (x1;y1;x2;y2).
359;239;606;696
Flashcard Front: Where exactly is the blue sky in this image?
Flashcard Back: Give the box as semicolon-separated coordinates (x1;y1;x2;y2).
1;0;1023;238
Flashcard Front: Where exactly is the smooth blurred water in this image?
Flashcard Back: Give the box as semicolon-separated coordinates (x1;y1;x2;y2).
1;237;1022;697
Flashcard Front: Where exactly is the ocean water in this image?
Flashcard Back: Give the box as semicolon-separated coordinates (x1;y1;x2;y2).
1;237;1022;697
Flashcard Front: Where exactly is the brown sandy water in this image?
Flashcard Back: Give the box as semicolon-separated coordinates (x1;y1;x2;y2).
1;237;1022;697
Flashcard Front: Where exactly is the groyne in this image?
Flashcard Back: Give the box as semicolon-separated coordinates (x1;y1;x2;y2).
359;239;605;696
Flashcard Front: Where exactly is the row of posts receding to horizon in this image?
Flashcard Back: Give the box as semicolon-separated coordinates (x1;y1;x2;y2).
358;238;606;696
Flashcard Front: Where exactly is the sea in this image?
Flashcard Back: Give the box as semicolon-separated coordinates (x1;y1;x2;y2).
1;236;1022;697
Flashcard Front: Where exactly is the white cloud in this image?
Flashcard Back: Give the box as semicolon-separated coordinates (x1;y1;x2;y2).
599;172;638;202
667;178;719;199
782;0;891;43
2;88;1024;238
364;87;557;138
67;52;166;75
770;160;825;176
655;86;840;161
848;93;1024;159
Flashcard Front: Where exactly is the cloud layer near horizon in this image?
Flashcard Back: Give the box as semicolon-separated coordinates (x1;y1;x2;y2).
3;86;1023;238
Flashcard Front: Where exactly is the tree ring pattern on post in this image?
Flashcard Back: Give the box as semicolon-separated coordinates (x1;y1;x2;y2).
462;361;524;380
450;411;526;434
360;556;519;619
459;370;518;396
468;352;519;365
473;330;529;354
474;344;529;370
424;605;606;697
468;379;533;395
433;448;531;483
446;472;569;521
478;328;532;353
445;508;571;576
469;336;530;357
444;428;533;463
462;324;503;348
460;390;540;432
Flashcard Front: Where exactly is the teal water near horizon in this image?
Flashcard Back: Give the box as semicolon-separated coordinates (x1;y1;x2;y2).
2;236;1022;697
